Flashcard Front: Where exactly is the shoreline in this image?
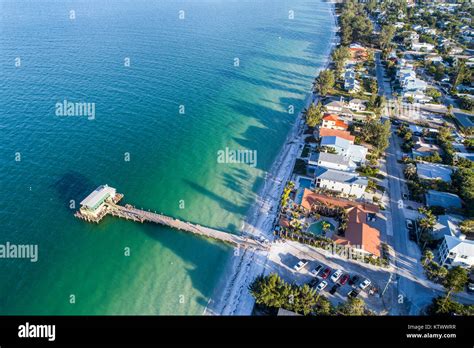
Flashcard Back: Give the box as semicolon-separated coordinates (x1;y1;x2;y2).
205;3;338;315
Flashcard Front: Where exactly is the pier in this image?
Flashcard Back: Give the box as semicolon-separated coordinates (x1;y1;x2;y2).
75;185;268;250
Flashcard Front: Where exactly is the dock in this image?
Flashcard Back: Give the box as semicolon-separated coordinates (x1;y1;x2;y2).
75;185;268;250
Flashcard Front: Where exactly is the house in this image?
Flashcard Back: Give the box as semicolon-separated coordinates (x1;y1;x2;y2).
321;136;353;154
409;125;424;136
425;190;462;209
424;55;443;64
300;191;381;257
348;99;367;112
333;207;382;258
321;136;367;165
432;214;462;240
314;167;367;198
321;114;349;131
345;144;368;165
319;128;355;142
344;69;360;93
412;140;441;159
403;90;432;104
411;42;435;52
401;74;428;92
416;163;453;182
438;235;474;269
349;43;368;62
309;152;356;172
324;100;345;114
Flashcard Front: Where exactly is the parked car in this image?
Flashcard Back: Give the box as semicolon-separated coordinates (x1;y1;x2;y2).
340;274;350;285
468;272;474;294
310;264;323;277
359;279;372;290
349;275;360;286
406;219;414;230
329;284;339;295
316;281;328;292
321;267;331;279
308;278;318;288
331;270;343;283
348;289;361;298
293;259;308;272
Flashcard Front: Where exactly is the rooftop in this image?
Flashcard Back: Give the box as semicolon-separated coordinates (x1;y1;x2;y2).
317;152;354;166
425;190;462;209
416;163;453;182
444;235;474;258
80;185;116;210
319;128;354;142
321;135;352;150
314;167;368;186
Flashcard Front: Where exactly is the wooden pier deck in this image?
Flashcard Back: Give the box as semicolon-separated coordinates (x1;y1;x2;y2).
103;203;267;250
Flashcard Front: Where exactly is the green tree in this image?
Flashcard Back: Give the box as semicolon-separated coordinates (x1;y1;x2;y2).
337;297;366;316
428;296;474;316
314;296;333;316
293;284;318;315
380;25;396;52
422;249;434;266
460;219;474;235
315;70;335;96
443;266;468;299
332;46;351;75
360;119;391;155
305;102;323;128
440;266;468;312
451;168;474;216
249;274;290;309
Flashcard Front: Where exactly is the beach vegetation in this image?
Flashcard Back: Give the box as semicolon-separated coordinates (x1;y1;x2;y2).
315;69;335;96
249;274;334;316
304;101;324;128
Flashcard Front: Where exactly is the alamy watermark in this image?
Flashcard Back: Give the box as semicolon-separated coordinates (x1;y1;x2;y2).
217;147;257;167
55;99;95;120
0;242;38;262
324;242;365;262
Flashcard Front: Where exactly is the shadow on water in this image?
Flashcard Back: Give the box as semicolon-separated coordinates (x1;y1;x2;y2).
135;220;232;311
50;171;96;210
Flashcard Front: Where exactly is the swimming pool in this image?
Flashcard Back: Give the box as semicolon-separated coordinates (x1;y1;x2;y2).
308;221;335;235
295;177;313;204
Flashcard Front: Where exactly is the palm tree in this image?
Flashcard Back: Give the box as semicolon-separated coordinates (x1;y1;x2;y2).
422;249;434;266
321;221;331;236
404;163;417;180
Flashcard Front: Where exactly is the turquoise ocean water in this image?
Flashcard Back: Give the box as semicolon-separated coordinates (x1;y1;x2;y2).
0;0;334;314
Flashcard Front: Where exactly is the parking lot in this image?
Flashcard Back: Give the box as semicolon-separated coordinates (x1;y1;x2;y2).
266;240;393;314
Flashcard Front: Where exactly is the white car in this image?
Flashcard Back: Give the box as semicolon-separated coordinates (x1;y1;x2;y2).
310;264;323;277
316;281;328;292
293;259;308;272
359;279;371;290
330;269;343;283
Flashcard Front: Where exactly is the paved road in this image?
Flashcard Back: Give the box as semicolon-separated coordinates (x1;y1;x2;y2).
374;52;474;314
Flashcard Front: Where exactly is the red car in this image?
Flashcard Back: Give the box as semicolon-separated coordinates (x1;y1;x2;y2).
321;268;331;279
339;274;350;285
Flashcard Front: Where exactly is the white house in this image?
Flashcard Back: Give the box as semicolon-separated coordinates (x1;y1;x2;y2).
314;167;367;198
346;144;368;165
411;42;435;52
310;152;357;172
438;235;474;269
344;69;360;93
324;100;345;114
348;99;367;112
321;114;348;130
321;136;368;165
